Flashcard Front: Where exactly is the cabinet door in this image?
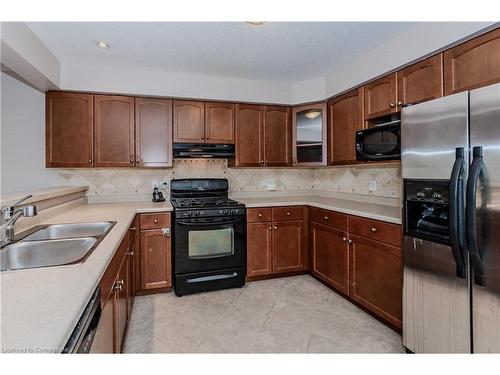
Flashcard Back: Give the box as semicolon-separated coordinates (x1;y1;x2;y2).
173;100;205;143
135;98;172;167
247;222;273;277
235;104;264;167
444;28;500;95
89;289;115;353
349;234;402;328
46;92;93;167
364;73;398;120
264;106;291;166
398;54;443;107
328;88;364;165
140;229;171;290
292;103;327;166
311;222;349;295
273;220;304;273
205;102;235;144
115;256;129;352
94;95;135;167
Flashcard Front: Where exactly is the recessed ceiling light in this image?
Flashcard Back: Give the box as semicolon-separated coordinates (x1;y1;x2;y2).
246;22;265;26
96;41;109;49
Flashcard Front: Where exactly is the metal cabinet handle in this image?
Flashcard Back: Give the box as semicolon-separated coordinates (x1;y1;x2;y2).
136;159;140;164
130;159;134;164
342;237;347;242
370;227;377;233
348;239;353;244
390;103;396;108
88;159;92;164
162;227;171;237
324;216;329;221
258;213;263;218
397;101;404;106
113;280;124;291
286;212;291;216
154;218;158;224
268;226;272;230
260;160;264;164
129;227;136;231
273;226;278;230
127;251;134;256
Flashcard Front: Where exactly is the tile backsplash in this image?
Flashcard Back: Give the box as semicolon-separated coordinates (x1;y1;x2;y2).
57;159;401;199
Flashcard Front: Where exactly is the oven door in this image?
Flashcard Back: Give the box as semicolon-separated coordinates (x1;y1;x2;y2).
174;215;246;274
356;124;401;160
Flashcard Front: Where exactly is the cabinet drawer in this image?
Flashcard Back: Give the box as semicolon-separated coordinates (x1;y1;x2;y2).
348;216;401;247
272;206;304;221
140;213;171;229
309;207;347;231
247;208;272;223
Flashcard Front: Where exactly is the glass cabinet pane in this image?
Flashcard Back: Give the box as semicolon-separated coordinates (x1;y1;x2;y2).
292;103;326;165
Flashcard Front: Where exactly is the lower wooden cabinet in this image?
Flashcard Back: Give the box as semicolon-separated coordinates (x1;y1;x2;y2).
349;234;402;328
246;207;306;277
310;222;350;295
139;213;172;291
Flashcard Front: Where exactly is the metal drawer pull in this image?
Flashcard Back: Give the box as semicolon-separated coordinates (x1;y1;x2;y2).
129;227;136;231
286;212;291;216
370;227;377;233
113;280;124;291
154;218;159;224
324;216;329;220
258;213;263;218
273;226;278;230
348;239;353;244
390;103;396;108
127;251;134;256
268;226;272;230
187;272;238;283
342;237;347;242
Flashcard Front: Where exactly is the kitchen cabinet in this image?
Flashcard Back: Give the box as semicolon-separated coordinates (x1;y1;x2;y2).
264;106;291;166
349;234;402;328
246;207;306;278
45;91;94;168
292;103;327;166
310;222;350;295
235;104;264;167
173;100;205;143
444;28;500;95
246;222;273;277
94;95;135;167
397;54;443;107
139;213;172;291
364;73;398;120
135;97;173;167
94;230;133;353
327;88;364;165
205;102;235;144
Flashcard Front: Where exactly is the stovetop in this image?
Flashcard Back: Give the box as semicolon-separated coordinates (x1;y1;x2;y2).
171;197;243;209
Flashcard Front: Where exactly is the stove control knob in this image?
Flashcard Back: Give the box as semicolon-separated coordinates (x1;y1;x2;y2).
223;210;228;214
187;212;192;216
432;192;442;200
229;210;234;214
416;191;425;199
196;211;201;216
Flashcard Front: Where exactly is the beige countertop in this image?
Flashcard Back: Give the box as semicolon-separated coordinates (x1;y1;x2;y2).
236;195;401;224
0;201;172;353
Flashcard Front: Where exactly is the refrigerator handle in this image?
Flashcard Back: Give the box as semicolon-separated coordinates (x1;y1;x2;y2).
466;146;486;286
449;147;466;279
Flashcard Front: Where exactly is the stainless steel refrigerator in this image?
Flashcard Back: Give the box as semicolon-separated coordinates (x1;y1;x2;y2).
401;82;500;353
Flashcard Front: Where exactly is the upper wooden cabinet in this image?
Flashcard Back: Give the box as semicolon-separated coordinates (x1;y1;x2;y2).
264;106;291;166
46;92;94;168
444;28;500;95
364;73;398;120
205;102;235;144
292;103;327;166
398;54;443;106
173;100;205;143
94;95;135;167
135;98;173;168
235;104;264;167
328;88;364;165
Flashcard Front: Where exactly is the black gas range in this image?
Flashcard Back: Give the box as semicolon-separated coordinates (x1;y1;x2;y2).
170;178;246;296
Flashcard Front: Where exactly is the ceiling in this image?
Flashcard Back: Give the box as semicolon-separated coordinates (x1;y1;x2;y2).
27;22;418;82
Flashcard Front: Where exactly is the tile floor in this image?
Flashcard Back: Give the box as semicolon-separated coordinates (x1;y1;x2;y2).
124;275;405;353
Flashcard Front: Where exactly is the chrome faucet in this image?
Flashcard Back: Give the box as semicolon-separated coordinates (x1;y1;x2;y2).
1;194;37;247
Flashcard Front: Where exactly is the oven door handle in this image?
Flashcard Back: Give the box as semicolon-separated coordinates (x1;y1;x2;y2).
176;217;245;226
449;147;466;279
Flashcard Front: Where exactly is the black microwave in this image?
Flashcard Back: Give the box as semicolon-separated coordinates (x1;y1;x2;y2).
356;123;401;161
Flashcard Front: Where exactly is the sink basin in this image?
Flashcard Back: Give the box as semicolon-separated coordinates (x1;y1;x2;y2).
1;237;98;271
21;221;115;241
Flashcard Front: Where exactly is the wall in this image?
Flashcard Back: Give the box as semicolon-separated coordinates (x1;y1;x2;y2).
61;63;292;104
56;159;401;200
0;72;63;195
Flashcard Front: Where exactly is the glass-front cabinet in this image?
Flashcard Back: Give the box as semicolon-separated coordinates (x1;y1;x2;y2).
292;103;327;166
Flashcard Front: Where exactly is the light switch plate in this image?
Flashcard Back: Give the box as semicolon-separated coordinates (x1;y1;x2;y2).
369;180;377;191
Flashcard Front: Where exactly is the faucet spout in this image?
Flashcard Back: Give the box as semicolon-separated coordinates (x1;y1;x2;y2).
1;205;37;247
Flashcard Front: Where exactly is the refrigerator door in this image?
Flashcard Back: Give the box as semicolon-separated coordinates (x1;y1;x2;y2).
469;83;500;353
401;93;471;353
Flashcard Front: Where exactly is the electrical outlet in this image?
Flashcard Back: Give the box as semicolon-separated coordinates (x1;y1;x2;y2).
369;180;377;191
267;180;277;191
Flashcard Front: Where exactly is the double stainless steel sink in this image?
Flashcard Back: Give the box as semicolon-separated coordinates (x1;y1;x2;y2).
0;221;116;271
